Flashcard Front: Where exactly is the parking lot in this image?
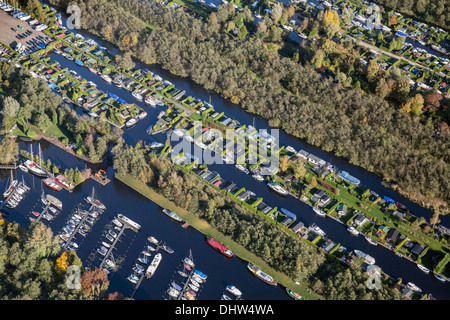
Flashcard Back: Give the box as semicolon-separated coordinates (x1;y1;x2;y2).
0;10;51;55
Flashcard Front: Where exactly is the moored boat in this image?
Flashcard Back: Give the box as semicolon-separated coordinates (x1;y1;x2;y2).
126;118;138;128
252;173;264;182
162;208;182;222
312;206;326;217
24;159;47;177
147;236;158;245
132;91;143;101
226;285;242;297
338;171;361;186
286;288;304;300
416;264;430;274
18;164;28;172
194;269;207;280
266;182;288;197
145;253;162;279
347;226;359;236
365;236;379;246
117;214;141;231
407;282;422;293
434;273;447;282
247;263;277;286
206;237;234;258
161;244;174;254
43;178;62;191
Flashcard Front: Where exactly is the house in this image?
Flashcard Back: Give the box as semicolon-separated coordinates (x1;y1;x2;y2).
411;243;425;258
377;225;390;234
297;150;310;160
221;182;236;192
319;194;332;207
337;203;348;217
386;228;400;244
354;213;369;227
392;210;405;220
322;240;336;253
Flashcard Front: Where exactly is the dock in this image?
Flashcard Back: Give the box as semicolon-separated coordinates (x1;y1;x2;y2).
182;222;190;229
61;205;95;249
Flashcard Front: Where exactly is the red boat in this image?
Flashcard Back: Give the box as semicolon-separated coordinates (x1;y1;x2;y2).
207;237;235;258
395;202;409;212
32;211;40;217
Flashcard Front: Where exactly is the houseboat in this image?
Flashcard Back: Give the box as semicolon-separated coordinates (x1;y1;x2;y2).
266;182;288;197
206;237;235;258
338;171;361;186
247;263;277;286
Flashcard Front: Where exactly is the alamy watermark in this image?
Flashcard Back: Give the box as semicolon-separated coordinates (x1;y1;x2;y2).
169;121;279;174
66;5;81;29
66;265;81;290
366;265;381;290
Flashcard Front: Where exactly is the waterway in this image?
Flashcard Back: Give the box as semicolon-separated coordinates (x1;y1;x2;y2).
3;12;449;300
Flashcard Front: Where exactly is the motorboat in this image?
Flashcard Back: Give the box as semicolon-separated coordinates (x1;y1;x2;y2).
178;270;188;277
167;287;180;298
147;245;156;252
108;230;117;238
100;74;112;83
235;164;246;172
102;241;111;249
194;269;207;280
147;236;159;245
183;257;195;268
126;118;138;128
226;285;242;297
106;234;114;242
310;224;326;237
266;182;288;197
416;264;430;274
138;111;147;119
112;219;123;227
407;282;422;293
313;207;326;217
18;164;28;172
434;273;447;282
188;283;199;292
97;246;107;256
347;226;359;236
365;236;379;246
127;274;139;284
161;244;174;254
117;214;141;231
221;294;232;300
145;253;162;279
132;91;143;101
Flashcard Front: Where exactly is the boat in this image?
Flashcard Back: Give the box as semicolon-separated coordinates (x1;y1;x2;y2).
145;253;162;279
32;211;40;217
132;91;143;101
407;282;422;293
162;208;183;222
252;174;264;182
178;270;188;277
133;266;144;275
190;278;201;287
235;164;246;172
43;178;62;191
24;159;47;177
338;171;361;186
55;174;74;191
226;285;242;297
310;224;326;236
434;273;447;282
138;111;147;119
286;288;304;300
147;236;158;245
183;263;192;271
184;291;196;300
183;257;195;268
108;230;117;238
365;255;376;265
112;219;123;227
247;263;277;286
3;180;18;198
18;164;28;172
347;226;359;236
100;74;112;83
188;283;199;292
117;214;141;231
102;241;111;249
106;234;114;242
161;244;174;254
194;269;207;280
221;294;232;300
97;247;107;256
127;274;139;284
167;287;180;298
147;245;156;252
46;194;62;210
206;237;234;258
126;118;138;128
85;187;106;211
365;236;379;246
416;264;430;274
266;182;288;197
313;206;326;217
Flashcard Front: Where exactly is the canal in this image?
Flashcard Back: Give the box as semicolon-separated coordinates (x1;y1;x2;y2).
4;12;449;300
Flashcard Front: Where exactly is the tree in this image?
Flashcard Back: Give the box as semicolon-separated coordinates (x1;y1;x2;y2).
279;155;290;172
291;159;306;180
55;250;69;275
270;3;283;25
409;94;424;116
310;49;325;69
1;96;20;118
430;211;440;226
80;268;109;298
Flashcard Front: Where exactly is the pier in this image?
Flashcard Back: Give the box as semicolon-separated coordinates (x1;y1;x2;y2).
130;245;161;299
61;205;95;249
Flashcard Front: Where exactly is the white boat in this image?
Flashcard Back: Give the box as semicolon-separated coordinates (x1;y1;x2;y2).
313;207;326;217
18;164;28;172
416;264;430;274
102;241;111;249
162;208;183;222
112;219;123;227
101;74;112;83
235;164;246;171
365;236;379;246
138;111;147;119
188;283;199;292
117;214;141;231
407;282;422;293
127;274;139;284
126;118;138;128
252;174;264;182
434;273;447;282
167;287;180;298
226;285;242;297
365;255;376;265
147;236;158;245
267;182;288;196
347;226;359;236
183;257;195;268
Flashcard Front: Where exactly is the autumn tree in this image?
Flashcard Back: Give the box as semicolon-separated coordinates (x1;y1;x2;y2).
80;268;110;298
279;155;290;172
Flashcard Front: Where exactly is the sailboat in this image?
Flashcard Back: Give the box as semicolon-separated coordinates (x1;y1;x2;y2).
85;187;106;210
24;144;47;178
3;171;18;199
